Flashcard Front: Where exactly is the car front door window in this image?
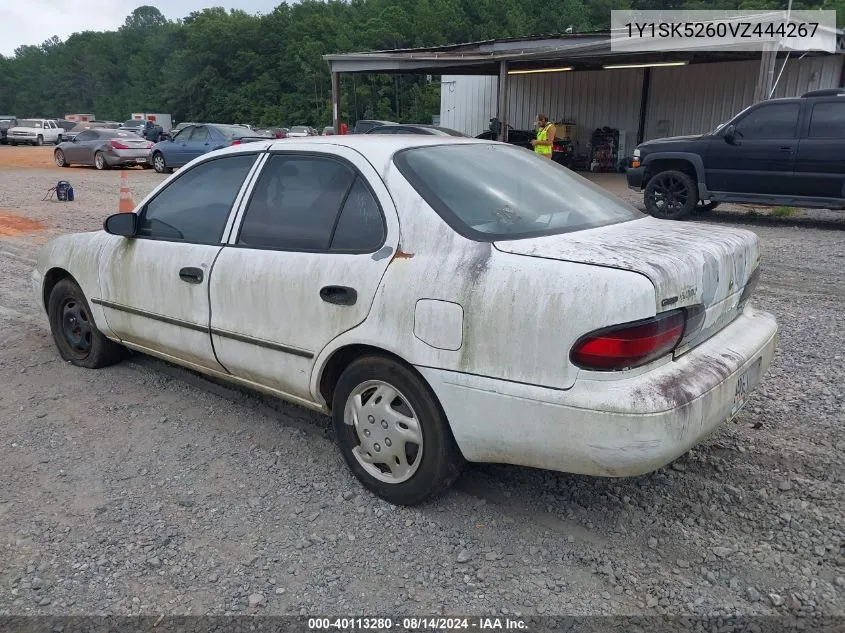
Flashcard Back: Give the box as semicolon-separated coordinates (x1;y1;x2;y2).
735;103;799;140
139;154;257;243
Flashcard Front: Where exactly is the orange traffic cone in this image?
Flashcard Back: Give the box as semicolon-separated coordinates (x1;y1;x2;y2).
118;170;135;213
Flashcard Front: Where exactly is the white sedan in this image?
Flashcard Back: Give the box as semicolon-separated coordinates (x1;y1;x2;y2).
33;136;779;505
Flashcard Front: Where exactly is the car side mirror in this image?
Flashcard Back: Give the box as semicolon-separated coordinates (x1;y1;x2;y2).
103;212;138;237
724;124;737;144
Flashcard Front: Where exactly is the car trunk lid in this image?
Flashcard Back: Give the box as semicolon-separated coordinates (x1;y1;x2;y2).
494;217;760;350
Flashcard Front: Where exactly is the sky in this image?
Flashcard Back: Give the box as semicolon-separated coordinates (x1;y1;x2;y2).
0;0;282;57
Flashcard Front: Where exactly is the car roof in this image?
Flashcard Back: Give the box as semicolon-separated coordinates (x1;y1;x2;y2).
207;135;493;171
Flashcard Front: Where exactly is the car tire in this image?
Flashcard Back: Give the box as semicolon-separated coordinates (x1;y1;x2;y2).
152;152;171;174
332;356;465;505
9;141;17;146
94;152;108;170
696;200;721;212
47;278;125;369
54;149;69;168
644;170;698;220
35;135;43;146
56;135;62;144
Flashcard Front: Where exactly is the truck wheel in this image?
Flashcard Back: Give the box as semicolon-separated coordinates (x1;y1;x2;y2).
644;170;698;220
35;135;43;146
9;141;17;146
56;134;62;144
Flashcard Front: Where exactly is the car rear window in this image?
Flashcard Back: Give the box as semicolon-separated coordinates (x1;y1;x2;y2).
394;143;642;241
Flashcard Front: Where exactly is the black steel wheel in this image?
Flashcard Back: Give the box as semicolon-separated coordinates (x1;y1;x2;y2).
644;170;698;220
47;278;125;368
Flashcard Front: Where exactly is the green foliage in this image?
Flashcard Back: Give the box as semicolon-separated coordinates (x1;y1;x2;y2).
0;1;841;127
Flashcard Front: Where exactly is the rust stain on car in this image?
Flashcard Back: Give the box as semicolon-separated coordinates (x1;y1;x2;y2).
0;211;45;237
392;249;415;261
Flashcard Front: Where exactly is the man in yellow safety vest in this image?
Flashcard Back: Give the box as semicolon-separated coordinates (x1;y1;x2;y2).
531;114;555;159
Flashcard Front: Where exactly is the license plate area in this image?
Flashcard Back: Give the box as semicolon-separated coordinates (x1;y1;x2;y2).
730;357;762;420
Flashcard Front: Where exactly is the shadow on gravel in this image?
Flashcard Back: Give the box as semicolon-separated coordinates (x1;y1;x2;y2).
693;212;845;231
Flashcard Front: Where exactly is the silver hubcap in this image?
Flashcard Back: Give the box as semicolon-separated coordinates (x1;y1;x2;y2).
55;152;63;166
96;155;103;168
344;380;423;484
154;155;164;171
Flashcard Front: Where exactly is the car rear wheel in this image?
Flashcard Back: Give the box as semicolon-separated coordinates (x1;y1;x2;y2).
152;152;171;174
332;356;465;505
47;279;125;369
9;141;17;146
56;135;62;144
35;135;43;146
644;170;698;220
54;149;69;167
94;152;108;170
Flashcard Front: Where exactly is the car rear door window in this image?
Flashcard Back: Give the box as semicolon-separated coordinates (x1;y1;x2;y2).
237;154;356;250
191;127;209;142
330;177;385;251
808;101;845;138
138;154;256;243
735;103;800;139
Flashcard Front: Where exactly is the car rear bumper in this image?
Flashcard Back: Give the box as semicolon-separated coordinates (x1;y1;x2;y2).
627;165;645;190
418;304;778;477
105;150;150;166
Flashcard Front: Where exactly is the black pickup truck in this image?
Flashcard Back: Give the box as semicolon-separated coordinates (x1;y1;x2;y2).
627;89;845;220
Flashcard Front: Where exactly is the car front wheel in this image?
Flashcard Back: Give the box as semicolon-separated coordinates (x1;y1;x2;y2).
35;135;43;146
47;279;125;369
644;170;698;220
94;152;108;170
332;356;465;505
54;149;69;167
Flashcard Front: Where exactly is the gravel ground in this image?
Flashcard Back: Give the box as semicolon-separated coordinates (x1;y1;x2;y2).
0;154;843;621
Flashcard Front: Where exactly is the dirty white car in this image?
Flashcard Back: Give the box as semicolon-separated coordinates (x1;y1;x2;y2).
33;137;779;505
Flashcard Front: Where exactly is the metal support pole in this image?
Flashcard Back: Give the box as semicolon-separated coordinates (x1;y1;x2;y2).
331;71;341;134
498;61;509;143
754;43;778;103
636;67;651;146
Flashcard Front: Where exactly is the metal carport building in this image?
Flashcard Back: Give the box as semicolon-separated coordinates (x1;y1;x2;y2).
324;30;845;157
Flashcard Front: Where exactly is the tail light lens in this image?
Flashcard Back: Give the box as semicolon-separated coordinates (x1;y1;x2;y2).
110;140;130;149
230;139;242;146
570;310;687;371
145;141;154;148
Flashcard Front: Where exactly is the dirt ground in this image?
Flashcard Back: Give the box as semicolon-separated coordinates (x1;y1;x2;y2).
0;145;843;622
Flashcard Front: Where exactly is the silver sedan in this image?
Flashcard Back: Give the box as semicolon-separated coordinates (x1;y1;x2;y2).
54;129;154;170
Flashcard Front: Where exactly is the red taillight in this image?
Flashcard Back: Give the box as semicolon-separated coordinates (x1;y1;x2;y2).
146;141;154;148
230;139;242;146
570;310;687;371
110;139;130;149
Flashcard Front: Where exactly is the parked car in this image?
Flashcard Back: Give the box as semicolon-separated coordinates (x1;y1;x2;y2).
64;121;121;142
367;124;468;137
55;120;77;133
149;123;272;173
322;126;335;136
119;119;165;143
54;129;153;170
476;126;571;165
0;116;16;145
33;136;778;505
352;119;396;134
628;88;845;220
287;125;317;138
7;119;64;145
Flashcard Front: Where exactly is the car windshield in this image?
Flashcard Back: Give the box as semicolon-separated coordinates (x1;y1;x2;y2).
18;120;43;128
395;143;642;241
123;120;143;128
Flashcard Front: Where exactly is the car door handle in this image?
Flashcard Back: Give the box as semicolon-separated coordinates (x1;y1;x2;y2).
179;267;204;284
779;146;794;152
320;285;357;306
